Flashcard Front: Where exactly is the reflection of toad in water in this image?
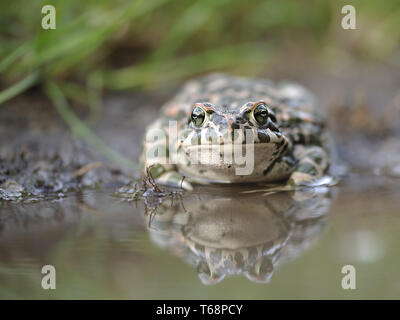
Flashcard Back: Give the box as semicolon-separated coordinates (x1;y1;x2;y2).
145;187;332;284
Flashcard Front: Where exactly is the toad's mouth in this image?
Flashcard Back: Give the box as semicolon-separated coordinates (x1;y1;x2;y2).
178;144;259;164
179;143;277;158
178;127;284;148
176;143;282;179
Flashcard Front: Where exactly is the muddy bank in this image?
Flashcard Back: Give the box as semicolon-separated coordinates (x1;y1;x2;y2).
0;92;166;201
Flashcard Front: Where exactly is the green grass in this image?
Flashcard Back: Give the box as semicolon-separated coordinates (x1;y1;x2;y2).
45;81;139;170
2;0;399;97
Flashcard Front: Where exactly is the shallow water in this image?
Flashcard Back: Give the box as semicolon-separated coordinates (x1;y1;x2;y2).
0;171;399;299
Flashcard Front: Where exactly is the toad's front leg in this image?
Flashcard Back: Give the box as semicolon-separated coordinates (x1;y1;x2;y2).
288;145;330;186
142;119;193;191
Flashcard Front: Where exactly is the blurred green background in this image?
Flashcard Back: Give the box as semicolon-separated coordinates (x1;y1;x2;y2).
1;0;400;106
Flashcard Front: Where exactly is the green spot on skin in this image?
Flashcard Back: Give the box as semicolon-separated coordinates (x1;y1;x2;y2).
258;131;270;143
149;165;165;179
288;178;296;187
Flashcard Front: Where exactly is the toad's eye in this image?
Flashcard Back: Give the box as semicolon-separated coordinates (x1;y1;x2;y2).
253;103;269;125
191;106;206;127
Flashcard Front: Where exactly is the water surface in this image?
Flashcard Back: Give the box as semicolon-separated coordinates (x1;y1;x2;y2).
1;171;399;299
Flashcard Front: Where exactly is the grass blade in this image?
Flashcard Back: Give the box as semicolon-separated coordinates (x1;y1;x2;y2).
45;81;139;171
0;72;39;105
